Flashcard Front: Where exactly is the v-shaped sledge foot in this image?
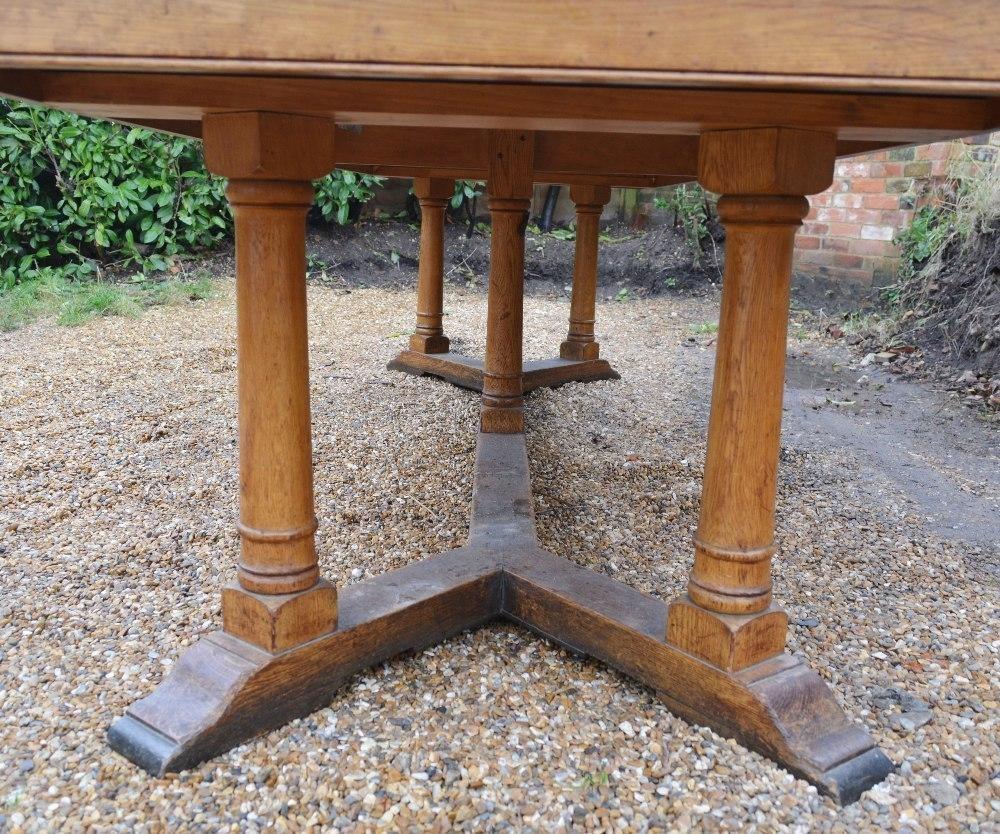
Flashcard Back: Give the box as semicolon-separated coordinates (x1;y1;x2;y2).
109;431;891;804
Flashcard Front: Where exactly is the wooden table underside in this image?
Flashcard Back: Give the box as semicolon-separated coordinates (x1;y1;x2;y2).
4;0;999;807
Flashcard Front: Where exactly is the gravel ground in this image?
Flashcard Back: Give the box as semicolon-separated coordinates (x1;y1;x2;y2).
1;279;998;833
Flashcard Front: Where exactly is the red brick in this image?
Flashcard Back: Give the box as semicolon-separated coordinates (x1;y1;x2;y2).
930;159;952;176
801;222;829;236
861;224;895;241
877;209;914;227
833;192;865;208
835;161;871;177
882;162;904;177
795;235;821;250
795;249;835;265
850;238;898;257
863;194;900;210
827;222;862;238
821;237;851;252
916;142;953;160
810;192;832;207
834;253;865;269
852;178;887;193
816;207;846;222
844;208;886;224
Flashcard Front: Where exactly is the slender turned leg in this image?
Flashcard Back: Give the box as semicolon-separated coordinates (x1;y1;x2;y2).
667;128;838;671
560;185;611;361
409;177;454;353
481;130;535;434
206;112;339;652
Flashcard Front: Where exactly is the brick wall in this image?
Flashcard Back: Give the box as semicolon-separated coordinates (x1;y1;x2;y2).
794;133;1000;288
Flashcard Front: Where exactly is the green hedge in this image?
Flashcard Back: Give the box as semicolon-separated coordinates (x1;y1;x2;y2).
0;99;382;288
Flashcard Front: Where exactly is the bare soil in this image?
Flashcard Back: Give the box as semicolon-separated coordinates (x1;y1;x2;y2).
298;217;721;298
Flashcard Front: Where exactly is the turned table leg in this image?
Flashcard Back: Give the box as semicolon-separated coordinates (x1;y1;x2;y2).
560;185;611;361
481;130;535;434
667;128;837;670
409;177;454;353
201;112;340;651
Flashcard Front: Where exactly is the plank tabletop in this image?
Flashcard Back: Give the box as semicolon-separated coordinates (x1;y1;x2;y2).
2;1;1000;93
1;2;998;149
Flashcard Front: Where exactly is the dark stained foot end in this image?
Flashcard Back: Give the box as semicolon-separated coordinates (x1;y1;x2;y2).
108;715;183;778
821;747;895;805
109;547;502;775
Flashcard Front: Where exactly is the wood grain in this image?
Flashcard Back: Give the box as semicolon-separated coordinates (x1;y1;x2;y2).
225;179;322;595
481;131;534;434
408;178;453;354
560;185;612;362
4;71;995;141
684;129;836;626
387;351;620;393
501;547;893;804
203;114;340;658
3;1;998;93
110;547;502;775
109;430;890;803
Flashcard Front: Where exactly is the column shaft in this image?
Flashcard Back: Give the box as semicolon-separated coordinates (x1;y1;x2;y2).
410;178;453;353
561;185;610;361
230;180;319;595
688;195;808;614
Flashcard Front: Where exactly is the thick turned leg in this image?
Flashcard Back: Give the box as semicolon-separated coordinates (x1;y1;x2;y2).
222;176;339;652
560;185;610;361
656;127;892;800
666;128;838;670
108;112;347;771
481;130;534;433
664;192;807;669
409;177;453;353
198;114;340;653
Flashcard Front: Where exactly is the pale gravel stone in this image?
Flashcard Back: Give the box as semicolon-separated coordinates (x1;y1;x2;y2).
0;278;997;833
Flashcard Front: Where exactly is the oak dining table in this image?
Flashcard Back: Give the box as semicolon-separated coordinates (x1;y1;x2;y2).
2;0;998;805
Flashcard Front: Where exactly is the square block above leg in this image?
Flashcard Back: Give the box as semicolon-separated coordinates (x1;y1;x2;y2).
222;579;338;653
559;340;600;361
409;333;451;354
666;594;787;671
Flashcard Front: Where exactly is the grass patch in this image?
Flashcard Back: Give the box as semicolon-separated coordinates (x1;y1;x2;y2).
690;321;719;335
58;283;142;326
0;273;216;332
